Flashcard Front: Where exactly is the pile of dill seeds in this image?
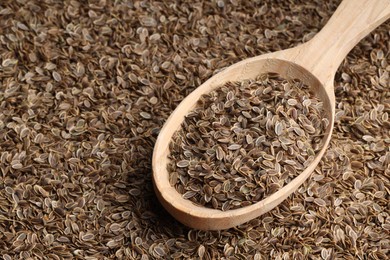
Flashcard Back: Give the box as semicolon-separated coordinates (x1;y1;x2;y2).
168;73;328;210
0;0;388;259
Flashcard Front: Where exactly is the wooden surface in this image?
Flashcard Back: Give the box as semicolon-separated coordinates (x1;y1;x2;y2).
152;0;390;230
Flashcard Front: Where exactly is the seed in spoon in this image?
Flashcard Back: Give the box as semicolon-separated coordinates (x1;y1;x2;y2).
168;73;328;210
176;160;190;167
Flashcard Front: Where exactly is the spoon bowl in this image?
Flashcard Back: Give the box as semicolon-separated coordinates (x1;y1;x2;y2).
153;55;335;230
152;0;390;230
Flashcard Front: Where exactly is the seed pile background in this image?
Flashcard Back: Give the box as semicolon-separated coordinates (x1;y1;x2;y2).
168;74;327;211
0;0;389;259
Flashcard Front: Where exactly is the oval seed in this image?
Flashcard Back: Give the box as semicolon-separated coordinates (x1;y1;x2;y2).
176;160;189;167
140;112;152;119
228;144;241;150
52;71;62;81
275;121;283;136
81;232;95;241
287;99;298;106
314;198;326;207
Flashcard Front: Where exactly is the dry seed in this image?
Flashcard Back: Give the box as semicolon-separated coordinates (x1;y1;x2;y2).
140;112;152;119
3;255;12;260
183;190;197;199
52;71;62;81
106;240;118;248
176;160;190;168
287;99;298;106
227;144;242;150
275;121;283;136
5;186;14;195
154;246;166;257
81;232;95;241
197;245;206;258
110;223;121;232
314;198;327;207
57;236;70;243
11;161;23;169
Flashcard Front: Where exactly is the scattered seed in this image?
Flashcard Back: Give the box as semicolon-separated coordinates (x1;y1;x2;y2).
0;0;387;258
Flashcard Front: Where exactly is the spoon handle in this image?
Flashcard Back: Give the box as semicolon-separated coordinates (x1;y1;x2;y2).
296;0;390;86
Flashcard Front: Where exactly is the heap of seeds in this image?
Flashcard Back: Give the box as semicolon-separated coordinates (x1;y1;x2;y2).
168;73;328;210
0;0;389;258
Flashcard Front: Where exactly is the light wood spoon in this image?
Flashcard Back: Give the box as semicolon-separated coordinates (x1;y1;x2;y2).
152;0;390;230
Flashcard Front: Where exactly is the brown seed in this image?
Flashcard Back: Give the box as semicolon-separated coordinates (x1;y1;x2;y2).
287;99;298;106
57;236;70;243
176;160;190;168
154;246;166;257
52;71;62;81
182;190;197;199
140;112;152;119
314;198;326;207
110;223;121;232
228;144;242;150
275;121;283;136
81;232;95;241
197;245;205;258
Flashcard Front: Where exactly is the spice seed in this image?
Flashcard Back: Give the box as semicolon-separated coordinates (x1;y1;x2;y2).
176;160;190;167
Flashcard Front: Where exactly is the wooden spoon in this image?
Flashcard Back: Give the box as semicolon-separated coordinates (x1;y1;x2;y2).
152;0;390;230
